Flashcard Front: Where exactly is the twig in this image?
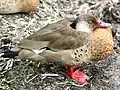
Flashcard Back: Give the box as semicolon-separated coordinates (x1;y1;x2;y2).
41;73;59;79
26;74;39;83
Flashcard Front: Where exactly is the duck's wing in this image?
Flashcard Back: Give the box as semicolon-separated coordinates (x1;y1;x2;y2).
19;19;90;50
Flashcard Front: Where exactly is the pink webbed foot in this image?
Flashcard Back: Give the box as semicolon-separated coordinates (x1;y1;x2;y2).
65;65;89;84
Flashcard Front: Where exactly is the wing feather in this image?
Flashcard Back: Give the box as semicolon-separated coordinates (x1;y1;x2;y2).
19;19;90;50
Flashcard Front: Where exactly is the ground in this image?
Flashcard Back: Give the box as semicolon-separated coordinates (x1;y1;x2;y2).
0;0;120;90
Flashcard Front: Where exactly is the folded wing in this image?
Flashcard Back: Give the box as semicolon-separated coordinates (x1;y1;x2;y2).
19;19;91;50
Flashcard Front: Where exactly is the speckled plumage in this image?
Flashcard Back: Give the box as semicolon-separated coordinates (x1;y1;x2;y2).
2;14;114;66
0;0;39;14
72;28;113;63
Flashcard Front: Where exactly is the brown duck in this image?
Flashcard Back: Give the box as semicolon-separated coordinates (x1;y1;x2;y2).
1;14;114;66
0;0;39;14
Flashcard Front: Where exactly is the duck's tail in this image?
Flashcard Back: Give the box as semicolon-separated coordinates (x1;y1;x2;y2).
0;50;19;58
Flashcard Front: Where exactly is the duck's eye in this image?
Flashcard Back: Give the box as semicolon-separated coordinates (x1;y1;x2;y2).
88;20;93;24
